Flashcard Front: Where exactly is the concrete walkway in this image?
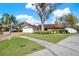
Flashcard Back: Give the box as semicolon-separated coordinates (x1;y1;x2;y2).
20;34;79;56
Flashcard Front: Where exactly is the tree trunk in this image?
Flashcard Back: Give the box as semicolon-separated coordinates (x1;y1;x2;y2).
41;21;44;30
8;24;12;40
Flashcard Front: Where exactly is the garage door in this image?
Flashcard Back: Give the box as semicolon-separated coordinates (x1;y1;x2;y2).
23;28;33;33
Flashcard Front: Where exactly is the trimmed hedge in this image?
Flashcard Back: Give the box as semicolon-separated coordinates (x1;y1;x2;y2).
34;30;53;34
3;27;9;32
12;30;22;32
59;30;68;34
34;29;69;34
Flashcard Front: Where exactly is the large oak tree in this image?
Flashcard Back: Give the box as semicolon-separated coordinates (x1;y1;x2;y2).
32;3;61;30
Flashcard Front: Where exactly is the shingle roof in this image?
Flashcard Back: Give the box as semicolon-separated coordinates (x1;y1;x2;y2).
37;24;64;29
21;22;64;29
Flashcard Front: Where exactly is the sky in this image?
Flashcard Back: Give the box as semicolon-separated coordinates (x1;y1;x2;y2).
0;3;79;25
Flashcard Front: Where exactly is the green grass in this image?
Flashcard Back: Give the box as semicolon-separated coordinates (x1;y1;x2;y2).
0;32;2;34
21;33;70;43
0;37;45;56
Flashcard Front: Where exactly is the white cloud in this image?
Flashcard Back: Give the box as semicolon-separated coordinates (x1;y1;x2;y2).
53;9;62;18
27;18;41;25
51;8;71;24
62;8;71;15
25;3;36;11
16;15;28;20
16;14;40;25
53;8;71;18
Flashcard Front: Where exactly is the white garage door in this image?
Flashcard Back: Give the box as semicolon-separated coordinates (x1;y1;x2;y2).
23;28;33;33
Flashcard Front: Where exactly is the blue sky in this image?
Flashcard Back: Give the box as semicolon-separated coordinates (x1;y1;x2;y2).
0;3;39;19
0;3;79;25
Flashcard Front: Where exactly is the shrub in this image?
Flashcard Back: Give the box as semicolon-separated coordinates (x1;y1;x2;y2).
3;27;9;32
59;29;68;34
34;30;53;34
71;26;79;33
0;32;3;34
34;29;69;34
12;29;22;32
47;29;54;33
72;26;79;30
53;30;60;34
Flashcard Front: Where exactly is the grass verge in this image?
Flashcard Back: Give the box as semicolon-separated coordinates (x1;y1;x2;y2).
0;37;45;56
21;33;70;43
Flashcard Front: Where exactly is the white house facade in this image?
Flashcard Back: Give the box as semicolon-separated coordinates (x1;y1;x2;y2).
22;26;34;33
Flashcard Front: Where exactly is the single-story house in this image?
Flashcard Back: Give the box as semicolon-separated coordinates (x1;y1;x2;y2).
36;24;64;31
22;23;78;33
21;22;37;33
22;23;65;33
22;26;34;33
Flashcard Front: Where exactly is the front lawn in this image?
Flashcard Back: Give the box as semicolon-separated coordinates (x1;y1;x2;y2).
0;37;45;56
21;33;70;43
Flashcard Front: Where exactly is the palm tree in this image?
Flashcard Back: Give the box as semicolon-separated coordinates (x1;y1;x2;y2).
0;21;2;32
0;13;17;40
3;13;16;24
33;3;61;30
0;13;17;32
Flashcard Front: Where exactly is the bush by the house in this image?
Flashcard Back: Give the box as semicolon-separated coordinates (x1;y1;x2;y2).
72;26;79;33
34;29;69;34
72;26;79;30
59;29;68;34
12;29;22;32
34;30;53;34
3;27;9;32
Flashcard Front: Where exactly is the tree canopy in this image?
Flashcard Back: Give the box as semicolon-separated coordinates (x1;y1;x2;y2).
56;13;78;28
33;3;61;30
